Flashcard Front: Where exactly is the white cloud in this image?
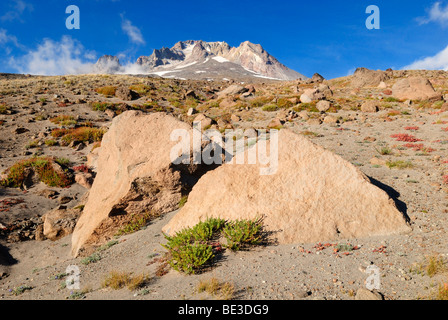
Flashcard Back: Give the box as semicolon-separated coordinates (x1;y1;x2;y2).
0;28;26;52
121;16;145;45
418;1;448;26
1;0;33;22
10;36;97;75
0;29;19;46
403;44;448;70
120;62;148;74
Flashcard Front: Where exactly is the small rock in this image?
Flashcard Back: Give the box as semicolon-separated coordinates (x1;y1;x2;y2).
361;101;379;113
370;157;386;166
268;118;284;128
307;118;322;125
244;128;258;138
187;108;196;116
115;86;136;101
355;288;383;300
231;114;241;122
75;172;94;189
323;115;338;124
316;100;331;112
38;189;59;199
193;114;213;129
105;109;115;118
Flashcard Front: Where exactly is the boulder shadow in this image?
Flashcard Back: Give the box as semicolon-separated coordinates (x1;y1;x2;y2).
0;243;18;267
368;176;410;223
172;140;234;192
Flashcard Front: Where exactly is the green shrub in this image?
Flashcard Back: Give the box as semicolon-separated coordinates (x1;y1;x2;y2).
249;96;273;108
262;104;279;112
129;84;152;95
81;253;101;265
190;218;227;242
162;217;265;274
97;240;119;252
25;140;39;149
11;285;33;296
162;218;226;274
383;97;400;103
0;103;10;114
276;98;294;109
223;218;264;251
55;157;70;166
95;86;117;96
102;271;149;291
165;242;214;275
50;115;77;127
179;195;188;208
60;127;106;146
115;212;153;236
293;102;319;113
0;156;72;188
386;160;413;169
45;139;57;146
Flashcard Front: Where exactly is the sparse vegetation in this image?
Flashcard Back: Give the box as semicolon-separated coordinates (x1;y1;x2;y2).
162;217;265;274
276;98;294;109
59;127;106;146
129;84;153;95
11;285;33;296
262;104;279;112
435;282;448;300
386;160;413;169
25;139;39;149
376;146;393;155
410;254;447;277
293;102;319;113
0;103;10;114
179;195;188;208
102;271;149;291
115;211;154;236
95;86;117;96
0;156;73;188
391;133;422;142
249;96;272;108
97;240;119;252
50;115;77;127
90;101;115;112
383;97;400;103
66;290;88;300
196;277;235;300
222;217;264;251
81;253;101;265
45;139;57;146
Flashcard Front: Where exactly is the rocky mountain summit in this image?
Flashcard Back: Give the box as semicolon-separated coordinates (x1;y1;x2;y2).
94;40;306;81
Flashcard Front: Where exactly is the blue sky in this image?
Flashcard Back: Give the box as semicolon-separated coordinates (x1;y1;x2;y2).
1;0;448;79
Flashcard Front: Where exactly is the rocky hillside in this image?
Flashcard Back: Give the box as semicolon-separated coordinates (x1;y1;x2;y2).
94;40;306;81
1;69;448;301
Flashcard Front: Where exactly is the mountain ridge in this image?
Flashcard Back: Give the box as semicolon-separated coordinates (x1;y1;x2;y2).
94;40;307;81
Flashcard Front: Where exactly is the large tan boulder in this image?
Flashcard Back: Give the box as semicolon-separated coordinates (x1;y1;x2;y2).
351;68;390;88
71;111;206;256
163;130;411;243
392;77;442;101
300;84;333;103
217;84;248;98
